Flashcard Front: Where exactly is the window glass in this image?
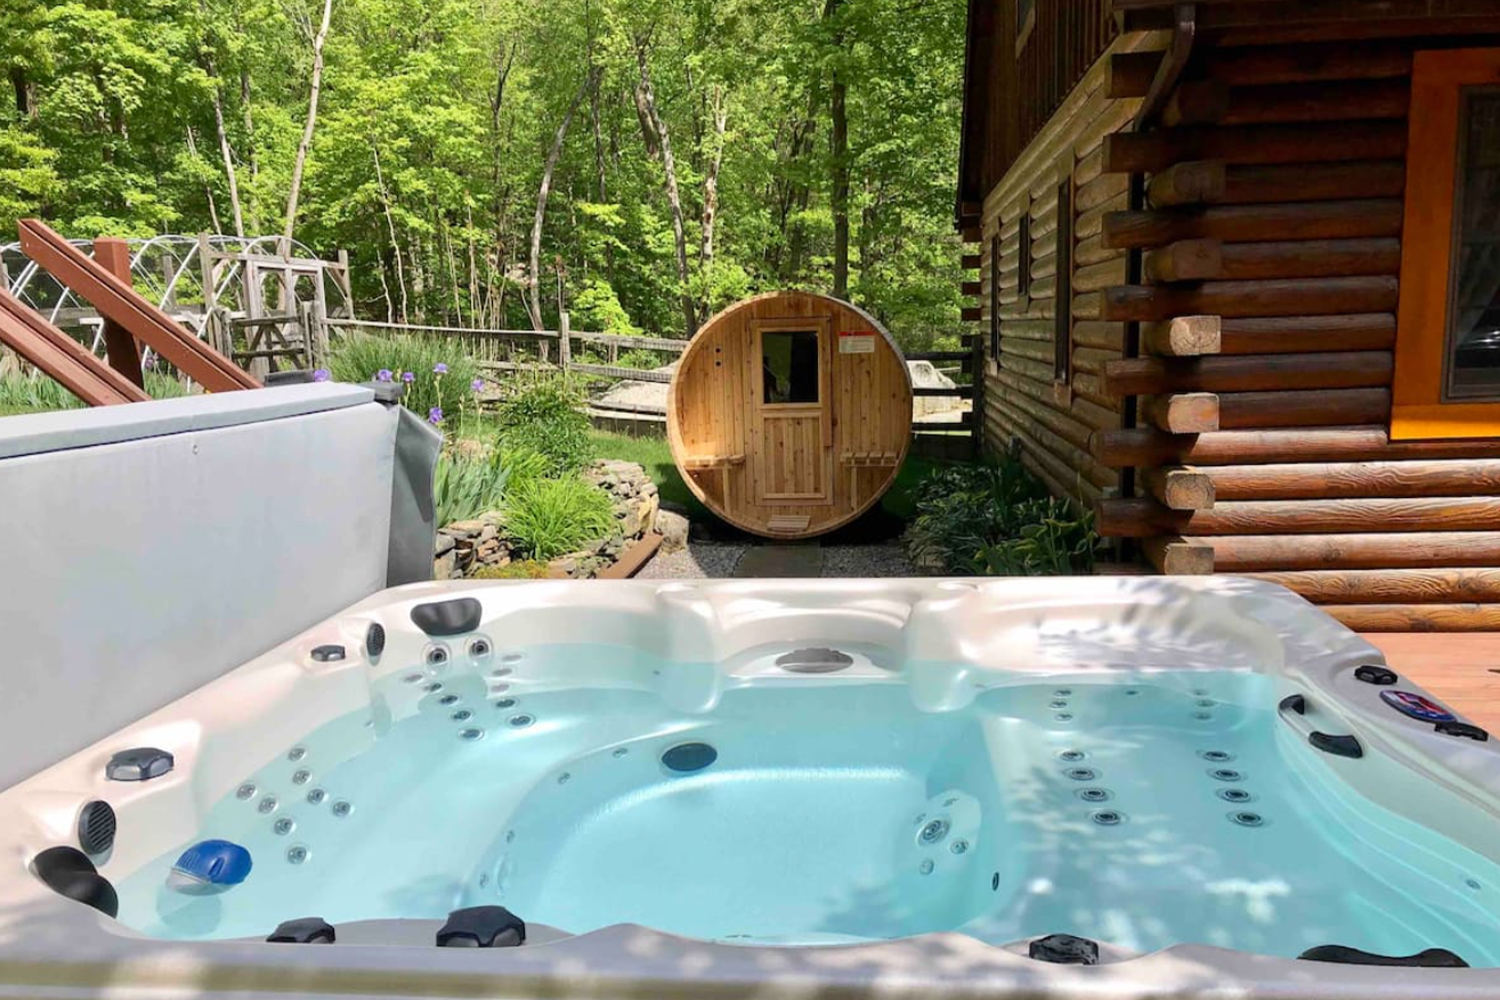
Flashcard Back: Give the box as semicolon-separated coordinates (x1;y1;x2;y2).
762;330;819;404
1447;88;1500;401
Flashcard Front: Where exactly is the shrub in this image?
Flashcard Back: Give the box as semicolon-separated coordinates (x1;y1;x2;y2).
495;375;592;476
503;475;616;561
908;458;1098;575
0;370;190;412
433;447;547;527
470;560;551;580
327;335;479;419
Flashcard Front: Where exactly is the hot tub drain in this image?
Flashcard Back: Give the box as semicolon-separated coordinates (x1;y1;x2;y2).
662;742;717;773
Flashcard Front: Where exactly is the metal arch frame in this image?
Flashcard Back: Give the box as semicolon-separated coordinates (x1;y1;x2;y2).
0;233;351;364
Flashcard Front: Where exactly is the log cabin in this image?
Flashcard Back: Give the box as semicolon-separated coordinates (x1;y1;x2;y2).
958;0;1500;632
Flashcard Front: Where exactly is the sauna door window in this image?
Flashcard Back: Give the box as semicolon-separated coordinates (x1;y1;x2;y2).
762;330;820;404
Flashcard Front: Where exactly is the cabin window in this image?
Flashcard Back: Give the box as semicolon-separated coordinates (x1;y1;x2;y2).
761;330;820;405
1053;177;1073;384
989;233;1002;360
1393;49;1500;439
1017;209;1032;302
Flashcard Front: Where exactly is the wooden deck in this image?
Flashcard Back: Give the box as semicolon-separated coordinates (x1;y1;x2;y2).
1360;632;1500;734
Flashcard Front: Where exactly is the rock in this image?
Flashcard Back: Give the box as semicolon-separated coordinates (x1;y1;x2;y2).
479;524;498;543
446;519;487;536
658;510;690;553
637;494;659;536
477;539;501;559
433;551;456;579
434;533;456;558
619;506;642;538
549;556;577;577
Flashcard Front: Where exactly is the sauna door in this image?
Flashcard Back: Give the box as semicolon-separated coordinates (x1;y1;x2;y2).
751;317;833;505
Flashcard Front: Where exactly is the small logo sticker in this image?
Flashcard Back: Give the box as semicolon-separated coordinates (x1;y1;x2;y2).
1380;690;1456;723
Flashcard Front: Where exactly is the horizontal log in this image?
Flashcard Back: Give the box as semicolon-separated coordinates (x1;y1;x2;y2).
1217;387;1389;429
961;280;981;296
1104;200;1403;250
961;307;983;322
1149;160;1406;208
1072;347;1115;376
1075;257;1128;293
1102;277;1399;322
962;253;982;269
1144;393;1220;433
1168;79;1410;128
1145;238;1400;283
1321;604;1500;633
1142;465;1216;510
1105;351;1392;396
1142;315;1221;357
1142;535;1215;576
1072;321;1125;352
1103;121;1407;175
1246;568;1500;605
1218;313;1395;355
1091;425;1500;469
1108;44;1412;100
1097;496;1500;538
1209;533;1500;572
1208;459;1500;501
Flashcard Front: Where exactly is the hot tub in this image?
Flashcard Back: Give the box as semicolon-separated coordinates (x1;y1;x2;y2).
3;577;1499;999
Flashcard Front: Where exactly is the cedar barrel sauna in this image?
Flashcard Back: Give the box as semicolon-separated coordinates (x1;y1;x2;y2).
667;291;913;538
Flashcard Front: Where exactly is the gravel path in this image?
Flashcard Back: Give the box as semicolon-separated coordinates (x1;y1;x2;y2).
638;539;915;579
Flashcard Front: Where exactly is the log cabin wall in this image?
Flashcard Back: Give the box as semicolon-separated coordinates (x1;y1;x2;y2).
978;30;1165;503
1088;27;1500;632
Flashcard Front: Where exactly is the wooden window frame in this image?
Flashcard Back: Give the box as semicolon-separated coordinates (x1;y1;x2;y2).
1392;48;1500;441
1053;168;1074;391
989;233;1002;362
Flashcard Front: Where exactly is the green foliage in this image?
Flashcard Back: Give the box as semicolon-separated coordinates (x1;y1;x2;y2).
0;370;189;413
326;335;478;417
502;475;616;561
4;0;969;353
495;376;592;476
470;560;552;580
433;446;547;527
908;460;1099;576
587;429;704;518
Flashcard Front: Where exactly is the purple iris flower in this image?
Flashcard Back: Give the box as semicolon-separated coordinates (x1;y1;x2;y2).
401;371;415;384
428;406;443;424
312;368;331;382
470;377;484;393
433;362;449;375
375;368;393;382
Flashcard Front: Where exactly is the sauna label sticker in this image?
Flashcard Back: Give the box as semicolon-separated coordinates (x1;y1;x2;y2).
839;331;876;354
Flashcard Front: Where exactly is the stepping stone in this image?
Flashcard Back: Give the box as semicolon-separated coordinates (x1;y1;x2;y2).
733;544;823;579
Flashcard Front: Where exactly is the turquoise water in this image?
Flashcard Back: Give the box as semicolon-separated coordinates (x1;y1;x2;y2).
114;646;1500;962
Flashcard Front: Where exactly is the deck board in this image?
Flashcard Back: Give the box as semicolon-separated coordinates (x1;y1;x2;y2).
1359;632;1500;734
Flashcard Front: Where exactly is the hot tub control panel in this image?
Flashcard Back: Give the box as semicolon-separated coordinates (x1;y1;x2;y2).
1380;691;1456;724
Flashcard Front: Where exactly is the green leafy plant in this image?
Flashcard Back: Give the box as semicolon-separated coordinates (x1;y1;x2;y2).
327;335;479;419
433;447;547;527
502;475;616;562
495;375;592;476
907;458;1098;576
0;370;190;413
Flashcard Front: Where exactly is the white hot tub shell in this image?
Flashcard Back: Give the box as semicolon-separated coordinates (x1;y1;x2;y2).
1;576;1499;1000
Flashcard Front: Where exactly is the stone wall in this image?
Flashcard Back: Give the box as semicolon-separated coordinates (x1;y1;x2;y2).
433;459;662;580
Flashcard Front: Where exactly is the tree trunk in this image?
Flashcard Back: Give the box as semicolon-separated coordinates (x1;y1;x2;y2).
699;86;727;323
283;0;334;247
207;76;247;238
827;0;849;298
185;127;224;234
10;67;29;119
371;142;408;323
529;65;600;330
636;39;697;339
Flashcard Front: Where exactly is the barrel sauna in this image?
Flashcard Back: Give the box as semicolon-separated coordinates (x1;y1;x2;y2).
667;291;913;539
